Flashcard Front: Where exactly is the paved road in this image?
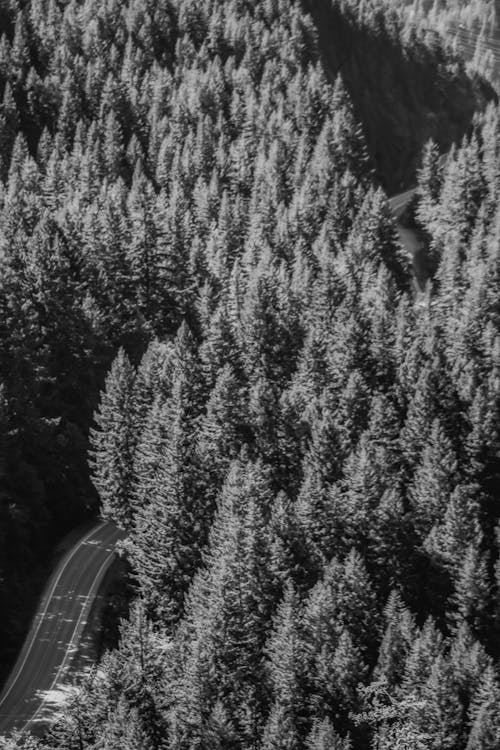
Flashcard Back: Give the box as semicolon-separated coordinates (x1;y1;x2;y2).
388;187;416;218
0;520;125;736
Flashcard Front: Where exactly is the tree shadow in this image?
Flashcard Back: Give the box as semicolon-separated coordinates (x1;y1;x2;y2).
304;0;497;193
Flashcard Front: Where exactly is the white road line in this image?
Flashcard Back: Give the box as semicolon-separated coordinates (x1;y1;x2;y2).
0;521;107;710
22;542;119;733
19;526;121;705
390;199;406;210
389;189;415;208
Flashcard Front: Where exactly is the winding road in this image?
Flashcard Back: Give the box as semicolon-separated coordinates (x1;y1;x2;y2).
0;520;125;736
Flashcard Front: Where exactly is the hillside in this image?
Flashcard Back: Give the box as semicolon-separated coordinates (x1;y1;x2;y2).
306;0;495;190
396;0;500;85
0;0;499;748
0;0;489;673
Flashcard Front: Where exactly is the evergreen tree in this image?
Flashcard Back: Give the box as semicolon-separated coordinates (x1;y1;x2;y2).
374;590;417;688
175;454;275;748
416;138;443;237
412;654;463;750
196;363;249;489
466;666;500;750
89;348;136;528
448;543;490;634
262;583;305;750
407;418;457;538
127;374;203;626
306;718;351;750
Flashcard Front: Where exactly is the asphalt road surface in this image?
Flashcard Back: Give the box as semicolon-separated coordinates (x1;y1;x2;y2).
388;187;416;219
0;520;125;736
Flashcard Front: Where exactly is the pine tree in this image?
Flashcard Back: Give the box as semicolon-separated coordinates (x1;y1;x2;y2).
415;139;443;236
303;548;379;694
336;431;387;548
262;583;305;750
463;381;499;481
407;418;457;538
89;348;136;528
294;446;341;566
423;484;482;574
306;718;351;750
127;375;203;626
126;169;158;325
448;543;490;634
466;666;500;750
319;628;366;730
348;186;410;286
196;363;249;489
374;590;417;688
102;601;171;748
399;363;435;470
176;454;275;748
131;339;175;440
268;491;312;592
413;654;463;750
401;617;443;696
168;633;218;750
449;623;491;711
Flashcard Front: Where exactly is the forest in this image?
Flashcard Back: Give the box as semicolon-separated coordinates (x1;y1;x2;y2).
395;0;500;83
0;0;499;747
397;0;499;29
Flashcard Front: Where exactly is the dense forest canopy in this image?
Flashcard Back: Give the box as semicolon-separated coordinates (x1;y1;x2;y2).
399;0;499;28
0;0;499;748
395;0;500;85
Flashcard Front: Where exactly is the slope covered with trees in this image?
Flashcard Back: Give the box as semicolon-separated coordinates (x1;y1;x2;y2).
0;0;488;670
306;0;496;190
398;0;498;29
0;0;499;747
395;0;500;86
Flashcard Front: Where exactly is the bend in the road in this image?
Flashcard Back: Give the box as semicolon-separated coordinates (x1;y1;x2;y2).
0;521;108;713
0;520;125;736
